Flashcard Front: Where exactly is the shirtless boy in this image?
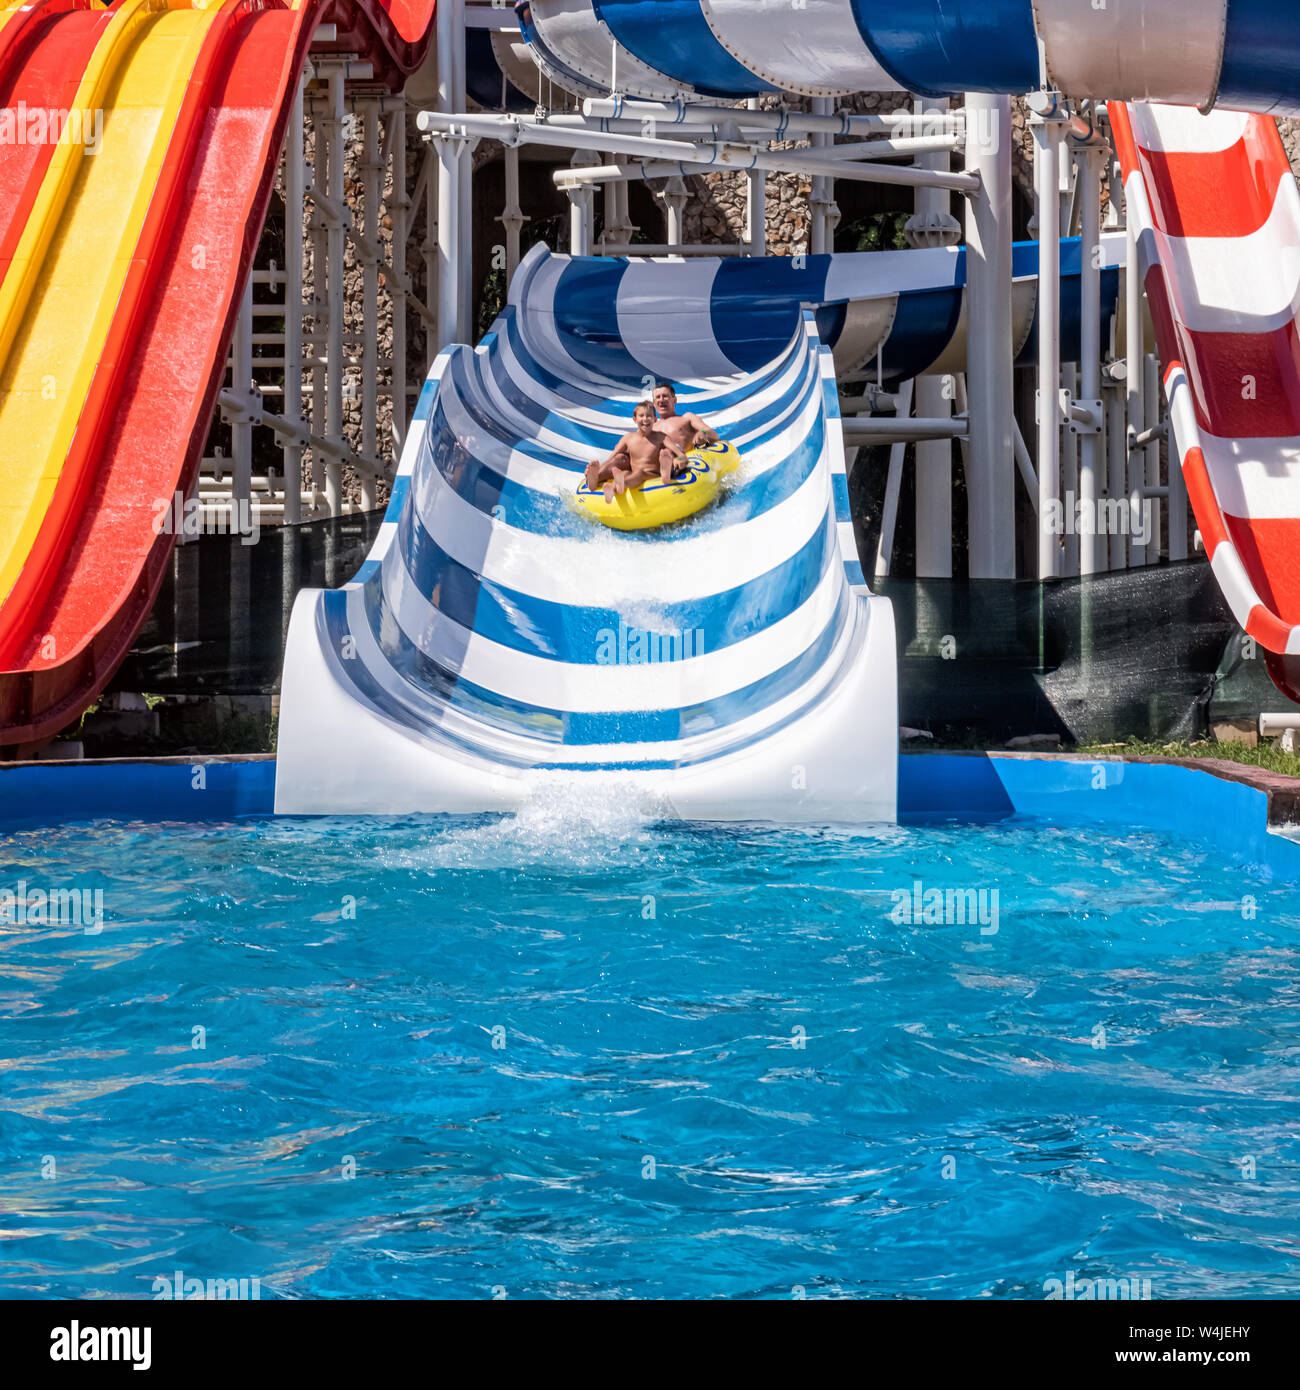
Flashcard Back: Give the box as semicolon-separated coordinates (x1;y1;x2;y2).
585;401;689;502
652;382;718;454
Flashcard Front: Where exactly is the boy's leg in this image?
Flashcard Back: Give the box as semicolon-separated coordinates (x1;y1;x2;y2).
587;454;628;490
659;448;679;482
603;464;642;502
609;464;655;500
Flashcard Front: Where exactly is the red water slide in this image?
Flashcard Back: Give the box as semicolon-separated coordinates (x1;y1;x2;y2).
0;0;436;755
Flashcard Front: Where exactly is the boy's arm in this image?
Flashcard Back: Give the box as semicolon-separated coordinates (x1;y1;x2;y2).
591;434;634;467
657;430;689;458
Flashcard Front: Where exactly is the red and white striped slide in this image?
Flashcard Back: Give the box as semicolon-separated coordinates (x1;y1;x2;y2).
1112;103;1300;703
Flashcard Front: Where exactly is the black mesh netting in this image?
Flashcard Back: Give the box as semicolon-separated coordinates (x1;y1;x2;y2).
113;518;1285;744
112;512;384;696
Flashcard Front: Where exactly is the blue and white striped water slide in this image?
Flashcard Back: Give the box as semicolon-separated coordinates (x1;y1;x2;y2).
277;243;909;818
516;0;1300;112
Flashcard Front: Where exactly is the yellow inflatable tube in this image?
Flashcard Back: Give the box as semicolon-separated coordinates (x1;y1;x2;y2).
574;440;741;531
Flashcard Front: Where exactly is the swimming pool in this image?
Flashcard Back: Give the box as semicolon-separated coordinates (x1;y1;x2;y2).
2;778;1298;1299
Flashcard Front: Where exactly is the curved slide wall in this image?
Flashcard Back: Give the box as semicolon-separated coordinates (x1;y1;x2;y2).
275;244;899;820
1113;103;1300;692
0;0;436;756
523;0;1300;112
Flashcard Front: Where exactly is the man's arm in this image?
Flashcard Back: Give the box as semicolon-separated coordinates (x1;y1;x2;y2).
687;414;719;445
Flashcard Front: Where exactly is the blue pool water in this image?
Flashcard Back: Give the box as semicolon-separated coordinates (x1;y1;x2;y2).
1;792;1299;1300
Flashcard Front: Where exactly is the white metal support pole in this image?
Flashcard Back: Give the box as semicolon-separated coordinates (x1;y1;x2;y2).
746;97;765;257
907;96;960;578
963;93;1016;579
1078;142;1104;573
1062;362;1080;575
361;100;380;508
435;132;462;351
1106;376;1128;570
422;146;437;353
662;173;687;247
499;141;526;277
603;180;616;253
1168;400;1188;562
567;148;599;254
391;104;409;455
875;378;916;578
810;96;831;255
232;274;253;511
325;69;345;515
1034;115;1063;580
283;73;305;524
309;111;329;506
1125;202;1144;571
434;0;456;348
1144;352;1161;562
451;0;471;342
616;178;636;245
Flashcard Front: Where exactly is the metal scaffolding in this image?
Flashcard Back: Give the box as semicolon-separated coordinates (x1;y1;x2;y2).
198;18;1180;591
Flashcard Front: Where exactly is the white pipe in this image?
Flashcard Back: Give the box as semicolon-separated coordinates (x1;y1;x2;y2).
874;378;915;578
582;98;966;137
309;104;328;499
911;96;957;579
452;0;471;345
1061;362;1080;576
1125;202;1144;572
607;242;749;256
422;146;436;356
1078;142;1104;574
1035;117;1063;581
424;113;982;193
1012;420;1040;511
746;96;765;257
810;96;830;256
231;275;253;510
282;73;305;525
391;105;408;455
500;141;525;276
435;134;461;350
662;174;687;247
1106;381;1128;571
360;101;380;509
812;134;962;161
1144;352;1161;563
325;70;345;516
1167;399;1188;563
843;416;967;443
963;94;1016;579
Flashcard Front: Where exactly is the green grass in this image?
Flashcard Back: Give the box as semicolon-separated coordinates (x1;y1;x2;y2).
1076;738;1300;780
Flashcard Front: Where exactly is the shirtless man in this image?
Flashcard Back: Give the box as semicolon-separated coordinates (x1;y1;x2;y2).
652;382;718;454
585;401;689;502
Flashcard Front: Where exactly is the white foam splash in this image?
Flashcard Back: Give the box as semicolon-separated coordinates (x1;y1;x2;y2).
384;771;672;871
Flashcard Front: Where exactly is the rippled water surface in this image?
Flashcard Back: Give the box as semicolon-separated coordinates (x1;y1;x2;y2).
2;794;1299;1299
